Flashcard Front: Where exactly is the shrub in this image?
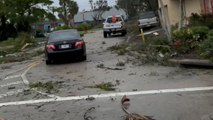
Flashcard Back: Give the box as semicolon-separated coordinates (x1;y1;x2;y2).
14;33;34;51
76;23;92;31
172;28;193;40
208;29;213;40
190;26;209;41
199;40;213;61
172;26;211;54
189;13;213;29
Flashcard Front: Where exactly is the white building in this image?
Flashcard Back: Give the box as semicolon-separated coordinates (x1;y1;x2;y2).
73;7;127;24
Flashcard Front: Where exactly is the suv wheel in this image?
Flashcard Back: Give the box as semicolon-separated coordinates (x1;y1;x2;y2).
122;31;127;36
46;59;51;65
103;32;107;38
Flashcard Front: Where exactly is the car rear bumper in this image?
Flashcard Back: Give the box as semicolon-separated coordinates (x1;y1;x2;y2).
46;48;86;60
103;28;126;33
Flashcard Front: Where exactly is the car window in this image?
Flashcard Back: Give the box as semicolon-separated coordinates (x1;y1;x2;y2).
49;30;80;41
139;12;156;19
106;17;122;23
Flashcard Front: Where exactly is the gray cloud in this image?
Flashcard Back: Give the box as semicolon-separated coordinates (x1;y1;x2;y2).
53;0;116;11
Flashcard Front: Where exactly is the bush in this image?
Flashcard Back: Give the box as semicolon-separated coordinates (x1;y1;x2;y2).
14;32;34;50
190;26;209;41
189;13;213;29
76;23;92;31
0;33;33;51
172;26;210;54
172;28;193;40
208;29;213;40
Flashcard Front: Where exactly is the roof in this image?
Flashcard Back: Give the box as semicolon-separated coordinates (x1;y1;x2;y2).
74;7;127;23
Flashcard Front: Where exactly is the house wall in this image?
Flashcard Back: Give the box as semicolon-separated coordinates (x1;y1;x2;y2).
184;0;202;17
159;0;202;25
159;0;180;25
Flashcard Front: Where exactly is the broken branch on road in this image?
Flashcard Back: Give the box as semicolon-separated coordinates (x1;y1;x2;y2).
96;63;124;70
84;107;96;120
121;95;155;120
85;82;116;91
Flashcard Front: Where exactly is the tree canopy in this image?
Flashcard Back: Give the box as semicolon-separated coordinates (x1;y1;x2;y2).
117;0;159;18
0;0;56;41
89;0;111;22
58;0;79;26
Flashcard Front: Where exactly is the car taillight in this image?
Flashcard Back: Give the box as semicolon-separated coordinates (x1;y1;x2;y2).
46;44;55;50
75;41;84;47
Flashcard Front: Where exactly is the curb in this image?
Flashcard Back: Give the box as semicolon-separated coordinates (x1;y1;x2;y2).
169;59;213;68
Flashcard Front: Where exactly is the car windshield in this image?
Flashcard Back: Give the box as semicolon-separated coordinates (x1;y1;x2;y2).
139;12;156;19
49;30;80;41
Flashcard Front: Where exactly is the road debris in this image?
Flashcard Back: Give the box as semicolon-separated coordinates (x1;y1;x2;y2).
96;63;124;70
29;81;60;94
96;63;105;68
21;43;33;51
86;82;116;91
116;80;121;85
84;107;96;120
8;86;16;90
102;41;106;44
149;72;160;76
132;89;138;91
0;118;6;120
121;95;155;120
86;96;95;101
116;61;126;67
1;65;11;70
129;73;136;75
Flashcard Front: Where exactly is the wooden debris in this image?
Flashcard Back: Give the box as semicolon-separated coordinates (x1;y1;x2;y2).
121;95;155;120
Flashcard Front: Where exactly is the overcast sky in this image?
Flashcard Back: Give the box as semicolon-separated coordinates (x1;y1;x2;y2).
53;0;117;12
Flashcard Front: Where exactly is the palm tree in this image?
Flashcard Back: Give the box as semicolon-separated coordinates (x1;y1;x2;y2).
58;0;79;26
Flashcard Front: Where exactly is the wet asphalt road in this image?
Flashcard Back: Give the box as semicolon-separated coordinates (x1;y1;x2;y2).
0;30;213;120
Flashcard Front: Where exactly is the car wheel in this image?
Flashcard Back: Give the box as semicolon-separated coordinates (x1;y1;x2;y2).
122;31;127;36
81;55;87;61
103;32;107;38
46;59;51;65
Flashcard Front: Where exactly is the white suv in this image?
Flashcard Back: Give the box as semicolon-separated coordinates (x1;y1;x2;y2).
103;15;127;38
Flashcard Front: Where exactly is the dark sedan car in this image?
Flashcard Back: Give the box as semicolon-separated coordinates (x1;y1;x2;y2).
45;29;86;64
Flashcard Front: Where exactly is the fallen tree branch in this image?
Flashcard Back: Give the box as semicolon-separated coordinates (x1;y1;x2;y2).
84;107;96;120
121;95;155;120
96;64;124;70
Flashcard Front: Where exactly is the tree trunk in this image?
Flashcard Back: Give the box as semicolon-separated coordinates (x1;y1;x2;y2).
63;2;69;26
